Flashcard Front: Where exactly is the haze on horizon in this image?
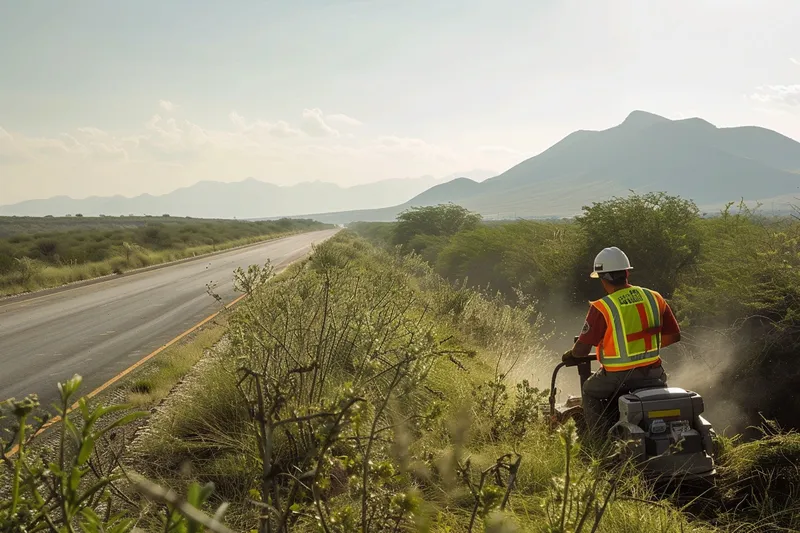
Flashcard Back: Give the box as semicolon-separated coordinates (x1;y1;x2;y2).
1;0;799;206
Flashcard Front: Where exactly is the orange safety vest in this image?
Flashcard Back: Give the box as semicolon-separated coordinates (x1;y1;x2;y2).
590;285;667;372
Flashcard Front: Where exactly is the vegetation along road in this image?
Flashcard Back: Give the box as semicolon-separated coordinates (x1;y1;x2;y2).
0;228;338;412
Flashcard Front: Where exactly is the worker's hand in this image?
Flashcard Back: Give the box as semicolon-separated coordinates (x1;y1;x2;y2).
561;350;574;363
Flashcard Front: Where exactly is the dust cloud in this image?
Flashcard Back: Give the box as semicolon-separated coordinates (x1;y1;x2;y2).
531;302;755;436
666;328;750;435
529;299;592;402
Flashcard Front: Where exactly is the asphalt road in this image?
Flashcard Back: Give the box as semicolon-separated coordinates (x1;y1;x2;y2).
0;229;338;410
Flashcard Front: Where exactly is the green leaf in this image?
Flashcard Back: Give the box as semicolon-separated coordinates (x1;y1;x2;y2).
79;506;101;526
69;466;83;493
87;403;131;427
64;416;82;445
48;461;64;476
77;434;95;466
187;481;201;507
79;397;91;426
76;478;112;508
95;411;149;438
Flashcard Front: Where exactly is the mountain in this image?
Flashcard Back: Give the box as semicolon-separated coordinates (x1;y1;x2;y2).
0;172;492;218
283;110;800;224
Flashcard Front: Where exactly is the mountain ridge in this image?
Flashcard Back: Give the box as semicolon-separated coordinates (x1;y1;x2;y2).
270;110;800;224
5;110;799;222
0;171;496;218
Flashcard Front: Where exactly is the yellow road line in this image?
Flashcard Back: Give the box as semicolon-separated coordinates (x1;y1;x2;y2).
3;235;331;457
4;292;248;458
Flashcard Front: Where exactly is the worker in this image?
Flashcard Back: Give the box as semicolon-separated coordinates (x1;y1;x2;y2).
562;246;682;437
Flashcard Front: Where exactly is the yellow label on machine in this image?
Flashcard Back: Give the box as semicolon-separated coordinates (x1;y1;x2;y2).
648;409;681;418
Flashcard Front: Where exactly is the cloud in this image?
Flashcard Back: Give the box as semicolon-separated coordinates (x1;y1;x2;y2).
159;100;176;112
0;105;477;204
750;84;800;111
326;113;363;126
0;127;80;162
300;108;340;137
791;58;800;66
73;127;129;160
228;111;303;139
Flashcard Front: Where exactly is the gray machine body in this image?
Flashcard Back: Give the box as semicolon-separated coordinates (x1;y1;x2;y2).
611;386;716;478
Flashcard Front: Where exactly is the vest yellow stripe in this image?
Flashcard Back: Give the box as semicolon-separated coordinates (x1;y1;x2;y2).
596;298;624;359
597;286;662;371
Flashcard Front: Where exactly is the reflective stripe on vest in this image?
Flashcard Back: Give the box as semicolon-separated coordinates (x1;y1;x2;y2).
593;286;663;371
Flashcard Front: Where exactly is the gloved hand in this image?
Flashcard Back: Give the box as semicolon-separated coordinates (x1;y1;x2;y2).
561;350;574;363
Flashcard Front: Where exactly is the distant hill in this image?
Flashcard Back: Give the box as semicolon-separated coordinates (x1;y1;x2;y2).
285;110;800;224
0;170;496;218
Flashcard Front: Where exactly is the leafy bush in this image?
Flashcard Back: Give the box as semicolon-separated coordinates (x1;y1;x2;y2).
346;222;395;247
716;421;800;531
132;232;737;532
671;202;800;433
351;195;800;434
435;221;584;304
392;203;482;251
0;375;246;532
0;244;15;275
4;230;799;531
574;191;702;299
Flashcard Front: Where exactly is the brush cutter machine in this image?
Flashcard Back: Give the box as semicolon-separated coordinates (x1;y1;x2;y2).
547;337;718;483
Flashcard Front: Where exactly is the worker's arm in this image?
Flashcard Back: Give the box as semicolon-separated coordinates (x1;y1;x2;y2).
570;340;593;359
662;332;681;347
660;303;681;347
563;306;605;361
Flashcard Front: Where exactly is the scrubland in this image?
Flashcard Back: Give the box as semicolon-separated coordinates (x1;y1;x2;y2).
1;193;798;531
0;216;330;296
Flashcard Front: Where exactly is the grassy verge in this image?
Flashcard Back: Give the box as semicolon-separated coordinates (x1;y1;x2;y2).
0;224;327;297
124;321;229;409
2;231;797;532
125;232;744;532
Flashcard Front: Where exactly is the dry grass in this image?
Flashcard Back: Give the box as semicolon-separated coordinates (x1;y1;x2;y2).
129;233;734;532
0;231;300;297
5;231;796;532
125;322;229;408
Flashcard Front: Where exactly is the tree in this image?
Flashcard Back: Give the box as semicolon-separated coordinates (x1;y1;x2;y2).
392;204;482;252
574;191;701;299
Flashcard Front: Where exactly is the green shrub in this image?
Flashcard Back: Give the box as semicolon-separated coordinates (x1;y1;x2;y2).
392;203;482;251
574;191;702;299
4;230;799;531
0;243;16;274
352;195;800;434
435;221;584;304
716;421;800;531
347;222;395;246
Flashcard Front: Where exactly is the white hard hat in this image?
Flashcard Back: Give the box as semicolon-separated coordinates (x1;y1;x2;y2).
590;247;633;279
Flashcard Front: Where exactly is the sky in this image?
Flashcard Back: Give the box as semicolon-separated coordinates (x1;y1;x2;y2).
1;0;799;205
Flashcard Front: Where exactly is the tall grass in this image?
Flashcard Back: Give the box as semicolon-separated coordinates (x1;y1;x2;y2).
129;232;735;532
1;365;241;532
3;229;797;531
0;217;331;296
